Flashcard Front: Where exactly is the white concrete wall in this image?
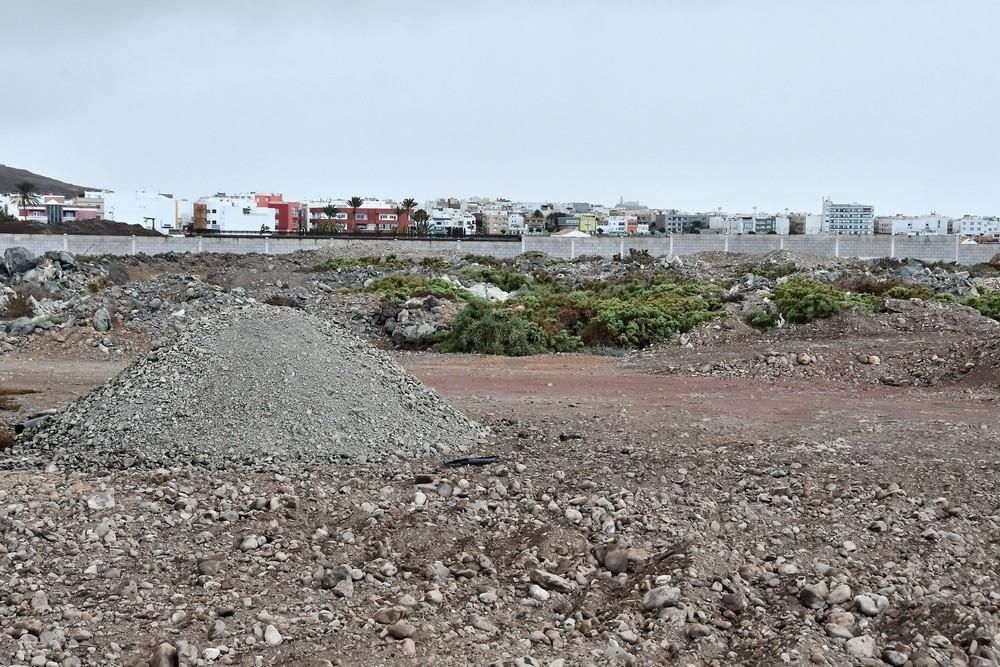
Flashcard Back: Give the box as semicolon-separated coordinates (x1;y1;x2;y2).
1;233;997;265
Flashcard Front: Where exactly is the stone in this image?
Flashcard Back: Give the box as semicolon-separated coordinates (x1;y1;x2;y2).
6;317;35;337
264;624;283;646
386;621;416;640
883;649;908;667
798;582;829;610
721;592;748;613
374;607;406;625
148;642;178;667
87;489;116;510
845;635;875;658
93;307;112;332
854;595;880;617
198;559;223;576
529;569;573;593
528;584;550;602
4;247;36;275
827;584;852;605
642;585;681;611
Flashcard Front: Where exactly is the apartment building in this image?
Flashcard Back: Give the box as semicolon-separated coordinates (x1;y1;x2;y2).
950;215;1000;238
306;199;411;233
193;195;277;233
822;199;875;235
102;191;178;232
708;214;790;235
875;214;950;236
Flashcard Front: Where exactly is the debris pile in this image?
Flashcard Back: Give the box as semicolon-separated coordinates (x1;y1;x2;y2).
12;305;485;471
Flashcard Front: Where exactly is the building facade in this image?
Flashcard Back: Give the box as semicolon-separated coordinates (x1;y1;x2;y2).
708;214;790;235
102;191;178;232
306;199;412;234
950;216;1000;238
875;214;950;236
822;199;875;235
194;195;277;233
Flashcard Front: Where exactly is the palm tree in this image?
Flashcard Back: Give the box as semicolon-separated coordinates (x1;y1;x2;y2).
14;181;41;218
322;204;338;220
346;196;364;232
401;197;417;226
413;208;430;236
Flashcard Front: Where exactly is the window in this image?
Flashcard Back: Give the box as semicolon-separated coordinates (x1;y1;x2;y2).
378;213;398;221
355;213;368;220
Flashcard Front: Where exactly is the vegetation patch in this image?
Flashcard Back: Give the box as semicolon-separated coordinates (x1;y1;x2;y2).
365;275;473;304
459;266;529;292
4;290;35;318
314;254;409;271
965;291;1000;321
434;301;548;356
769;277;876;325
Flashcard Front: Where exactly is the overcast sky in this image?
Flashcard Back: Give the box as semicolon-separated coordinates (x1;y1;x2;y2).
3;0;998;214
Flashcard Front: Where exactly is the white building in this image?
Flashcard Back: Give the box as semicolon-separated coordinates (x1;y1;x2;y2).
822;199;875;235
507;213;525;234
197;196;276;233
598;215;628;235
429;208;476;236
950;215;1000;238
708;214;790;234
805;214;824;235
101;191;178;232
875;214;950;236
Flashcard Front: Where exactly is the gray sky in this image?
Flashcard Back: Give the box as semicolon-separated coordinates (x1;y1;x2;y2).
3;0;998;215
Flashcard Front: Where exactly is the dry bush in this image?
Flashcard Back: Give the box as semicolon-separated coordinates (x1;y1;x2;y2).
0;430;14;451
263;294;302;309
4;291;35;318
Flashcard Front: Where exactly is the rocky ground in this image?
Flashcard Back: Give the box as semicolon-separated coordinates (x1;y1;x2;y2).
2;245;999;666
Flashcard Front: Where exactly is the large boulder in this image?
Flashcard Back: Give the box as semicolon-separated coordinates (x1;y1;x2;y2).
93;307;112;332
6;317;35;337
43;250;78;268
3;247;37;276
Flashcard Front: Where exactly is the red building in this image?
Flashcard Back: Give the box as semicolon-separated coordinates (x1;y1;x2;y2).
307;200;412;234
255;194;306;233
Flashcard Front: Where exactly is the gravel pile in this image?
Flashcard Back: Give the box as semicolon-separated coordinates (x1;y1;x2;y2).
11;304;484;471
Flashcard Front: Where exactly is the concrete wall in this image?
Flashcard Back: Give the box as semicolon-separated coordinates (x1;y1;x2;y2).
1;233;997;265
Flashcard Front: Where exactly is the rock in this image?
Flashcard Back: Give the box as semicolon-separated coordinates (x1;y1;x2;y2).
240;535;262;551
883;649;908;666
87;489;116;510
386;621;416;640
854;595;880;617
374;607;406;625
721;592;747;613
798;582;829;609
845;635;875;658
198;558;223;576
6;317;35;337
827;584;852;605
148;642;178;667
528;584;550;602
529;569;573;593
93;307;112;332
642;585;681;611
3;247;36;275
264;624;283;645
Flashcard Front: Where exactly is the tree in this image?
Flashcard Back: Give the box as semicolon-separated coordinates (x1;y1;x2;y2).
413;208;430;235
322;204;338;220
346;196;364;231
14;181;41;217
545;211;566;233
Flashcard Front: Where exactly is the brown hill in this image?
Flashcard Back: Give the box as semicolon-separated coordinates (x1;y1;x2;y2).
0;164;97;197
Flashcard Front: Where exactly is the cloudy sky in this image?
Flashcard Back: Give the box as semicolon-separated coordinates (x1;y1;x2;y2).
2;1;998;214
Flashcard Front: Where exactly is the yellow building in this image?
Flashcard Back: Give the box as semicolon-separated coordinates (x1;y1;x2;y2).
578;213;598;233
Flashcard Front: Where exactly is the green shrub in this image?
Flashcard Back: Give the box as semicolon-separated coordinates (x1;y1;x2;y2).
771;277;857;324
737;262;798;280
461;254;505;268
365;275;471;303
316;254;408;271
965;291;1000;321
435;301;547;356
745;310;779;329
419;256;450;270
460;266;529;292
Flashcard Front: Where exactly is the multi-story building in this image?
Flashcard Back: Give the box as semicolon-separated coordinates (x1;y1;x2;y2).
102;191;178;232
428;208;476;235
708;214;790;235
656;210;708;234
506;213;525;234
875;214;950;236
306;199;412;234
6;194;101;223
950;215;1000;238
578;213;599;233
193;195;277;233
599;215;629;236
822;199;875;235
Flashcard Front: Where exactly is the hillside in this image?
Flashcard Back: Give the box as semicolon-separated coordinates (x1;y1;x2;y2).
0;163;96;197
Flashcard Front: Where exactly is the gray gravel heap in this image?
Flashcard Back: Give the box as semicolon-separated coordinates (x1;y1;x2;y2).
14;304;485;471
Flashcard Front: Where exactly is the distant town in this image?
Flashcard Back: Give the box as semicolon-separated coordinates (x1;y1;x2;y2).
3;185;999;241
